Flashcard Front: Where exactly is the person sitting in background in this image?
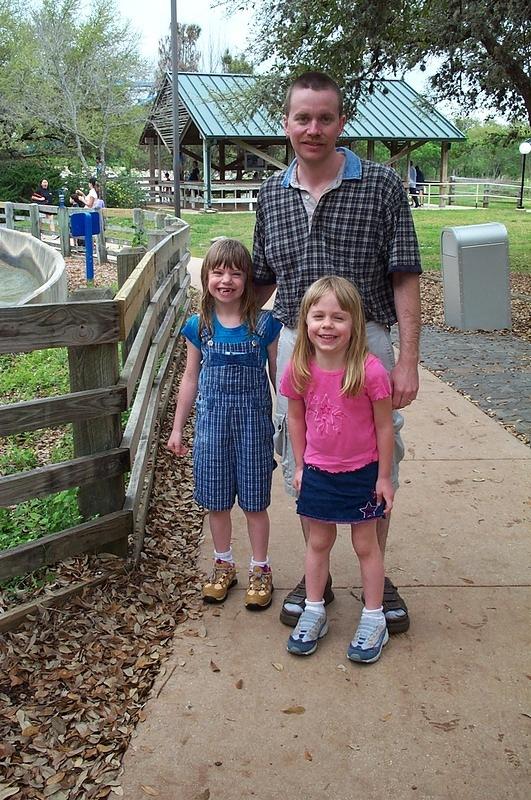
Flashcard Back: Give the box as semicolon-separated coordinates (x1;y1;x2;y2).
31;179;53;205
188;161;200;181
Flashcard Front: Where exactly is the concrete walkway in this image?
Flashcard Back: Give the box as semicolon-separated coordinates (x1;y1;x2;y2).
120;260;530;799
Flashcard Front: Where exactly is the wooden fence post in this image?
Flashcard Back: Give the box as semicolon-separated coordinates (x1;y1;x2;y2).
132;208;145;239
482;187;490;208
448;176;455;206
68;288;125;549
4;202;14;229
29;203;41;239
57;206;71;257
117;247;147;365
95;208;108;264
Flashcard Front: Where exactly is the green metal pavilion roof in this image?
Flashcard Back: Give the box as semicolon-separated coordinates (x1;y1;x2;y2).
141;72;465;149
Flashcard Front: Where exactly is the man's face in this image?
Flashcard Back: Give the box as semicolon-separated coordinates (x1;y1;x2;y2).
283;87;346;167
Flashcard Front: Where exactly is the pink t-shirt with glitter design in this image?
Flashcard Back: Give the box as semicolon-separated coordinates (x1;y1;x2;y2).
279;354;391;472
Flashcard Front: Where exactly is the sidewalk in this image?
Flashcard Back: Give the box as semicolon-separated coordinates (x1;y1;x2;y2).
120;261;531;799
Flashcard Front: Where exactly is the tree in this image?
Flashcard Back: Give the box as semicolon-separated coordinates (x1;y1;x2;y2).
221;49;254;74
155;23;201;85
2;0;148;174
236;0;531;124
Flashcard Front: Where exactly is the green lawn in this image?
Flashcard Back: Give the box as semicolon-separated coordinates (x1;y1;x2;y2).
182;207;530;274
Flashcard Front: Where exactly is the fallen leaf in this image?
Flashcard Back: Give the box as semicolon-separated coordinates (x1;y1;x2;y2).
380;713;392;722
140;786;159;797
459;577;475;584
282;706;305;715
271;662;284;671
235;679;243;689
195;790;210;800
209;660;220;673
0;789;21;800
304;750;313;761
336;664;347;672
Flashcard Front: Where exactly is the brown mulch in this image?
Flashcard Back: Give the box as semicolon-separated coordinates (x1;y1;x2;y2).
419;273;531;343
0;264;529;798
0;305;207;799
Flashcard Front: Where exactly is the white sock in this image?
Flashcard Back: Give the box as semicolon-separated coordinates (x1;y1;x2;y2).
305;599;325;615
214;548;234;563
362;605;385;623
249;557;270;571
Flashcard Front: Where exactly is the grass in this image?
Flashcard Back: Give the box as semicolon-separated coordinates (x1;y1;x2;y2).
181;207;530;274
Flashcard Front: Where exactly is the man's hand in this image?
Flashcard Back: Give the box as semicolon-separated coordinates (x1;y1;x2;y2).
390;360;419;409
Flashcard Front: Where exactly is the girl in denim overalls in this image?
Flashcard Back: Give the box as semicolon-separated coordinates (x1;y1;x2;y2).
168;239;281;610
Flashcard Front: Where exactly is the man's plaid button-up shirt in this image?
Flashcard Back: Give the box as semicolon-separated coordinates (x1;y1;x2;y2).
253;148;422;328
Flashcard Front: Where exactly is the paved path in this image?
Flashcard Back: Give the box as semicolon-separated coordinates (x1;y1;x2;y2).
120;292;531;798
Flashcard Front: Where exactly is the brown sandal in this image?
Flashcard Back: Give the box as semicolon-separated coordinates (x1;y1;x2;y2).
279;575;334;627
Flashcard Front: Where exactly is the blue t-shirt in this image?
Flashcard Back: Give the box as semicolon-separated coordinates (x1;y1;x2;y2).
182;312;281;365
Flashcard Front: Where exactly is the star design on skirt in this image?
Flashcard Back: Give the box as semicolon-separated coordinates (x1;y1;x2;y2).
359;499;379;519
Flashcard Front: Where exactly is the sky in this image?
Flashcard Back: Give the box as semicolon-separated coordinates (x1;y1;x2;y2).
116;0;253;71
115;0;442;107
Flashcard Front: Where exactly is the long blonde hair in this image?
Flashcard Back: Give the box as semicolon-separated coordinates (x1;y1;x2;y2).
291;276;368;397
199;238;257;334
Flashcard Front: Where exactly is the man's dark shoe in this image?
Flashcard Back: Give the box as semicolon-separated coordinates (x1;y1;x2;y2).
279;574;334;627
382;577;410;633
357;577;410;634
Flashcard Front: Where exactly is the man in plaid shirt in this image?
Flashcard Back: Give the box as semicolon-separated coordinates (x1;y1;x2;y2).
253;71;422;635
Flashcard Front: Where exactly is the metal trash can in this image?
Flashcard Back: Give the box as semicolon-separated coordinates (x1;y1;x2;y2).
441;222;511;330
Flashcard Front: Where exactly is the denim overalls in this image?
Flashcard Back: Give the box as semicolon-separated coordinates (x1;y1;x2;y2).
193;311;276;512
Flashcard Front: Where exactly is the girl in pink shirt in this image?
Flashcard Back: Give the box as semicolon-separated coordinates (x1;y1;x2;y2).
279;276;394;663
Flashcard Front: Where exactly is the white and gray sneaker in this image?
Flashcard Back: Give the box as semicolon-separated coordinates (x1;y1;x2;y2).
287;608;329;656
347;614;388;664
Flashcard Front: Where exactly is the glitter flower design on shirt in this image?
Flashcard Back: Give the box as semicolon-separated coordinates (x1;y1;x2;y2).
307;392;345;435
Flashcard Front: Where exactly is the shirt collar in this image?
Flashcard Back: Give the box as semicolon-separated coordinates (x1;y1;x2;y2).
281;146;362;188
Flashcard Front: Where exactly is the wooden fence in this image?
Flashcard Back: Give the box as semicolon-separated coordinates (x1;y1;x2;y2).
0;202;179;260
0;222;191;631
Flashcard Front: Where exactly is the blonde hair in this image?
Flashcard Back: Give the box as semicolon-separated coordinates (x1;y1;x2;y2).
199;238;257;334
291;276;368;397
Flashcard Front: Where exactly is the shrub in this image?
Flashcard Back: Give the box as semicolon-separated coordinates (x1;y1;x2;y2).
105;174;148;208
0;159;64;203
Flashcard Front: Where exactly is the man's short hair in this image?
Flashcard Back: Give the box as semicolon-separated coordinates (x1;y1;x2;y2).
284;71;344;117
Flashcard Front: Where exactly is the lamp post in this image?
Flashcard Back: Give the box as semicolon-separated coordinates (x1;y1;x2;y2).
517;140;531;210
170;0;181;217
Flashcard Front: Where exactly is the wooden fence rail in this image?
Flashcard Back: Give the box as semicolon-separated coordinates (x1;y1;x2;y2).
0;221;191;631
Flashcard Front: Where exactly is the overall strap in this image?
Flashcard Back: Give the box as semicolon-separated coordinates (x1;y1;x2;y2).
254;310;269;339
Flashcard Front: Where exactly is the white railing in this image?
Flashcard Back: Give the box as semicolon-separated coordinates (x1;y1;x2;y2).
411;179;530;208
137;179;263;211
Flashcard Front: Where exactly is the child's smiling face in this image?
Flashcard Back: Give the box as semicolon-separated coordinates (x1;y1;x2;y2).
306;290;353;357
208;263;246;305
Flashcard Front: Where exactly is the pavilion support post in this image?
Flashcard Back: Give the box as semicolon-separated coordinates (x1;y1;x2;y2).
219;142;226;180
203;138;212;210
439;141;450;208
148;139;156;204
366;140;375;161
157;142;162;202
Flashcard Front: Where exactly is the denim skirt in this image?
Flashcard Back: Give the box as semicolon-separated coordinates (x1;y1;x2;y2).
296;461;386;524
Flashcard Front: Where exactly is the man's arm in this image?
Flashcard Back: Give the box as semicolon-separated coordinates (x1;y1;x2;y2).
252;190;277;308
391;271;421;409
